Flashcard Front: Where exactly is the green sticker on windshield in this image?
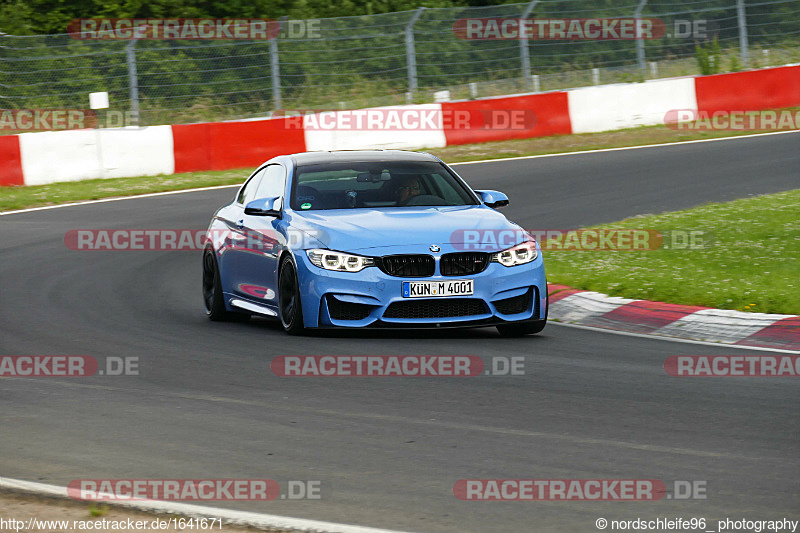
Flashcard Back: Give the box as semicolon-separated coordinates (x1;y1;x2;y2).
301;202;312;210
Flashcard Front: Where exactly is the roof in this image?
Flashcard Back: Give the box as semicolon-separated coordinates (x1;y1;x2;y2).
288;150;440;166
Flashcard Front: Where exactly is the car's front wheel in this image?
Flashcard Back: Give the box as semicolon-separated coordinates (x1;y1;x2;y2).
278;256;305;335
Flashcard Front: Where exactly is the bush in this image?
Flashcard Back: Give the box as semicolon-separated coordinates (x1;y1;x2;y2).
696;37;722;75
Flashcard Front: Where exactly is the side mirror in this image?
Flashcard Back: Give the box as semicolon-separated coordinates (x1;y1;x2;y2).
475;190;509;209
245;197;282;218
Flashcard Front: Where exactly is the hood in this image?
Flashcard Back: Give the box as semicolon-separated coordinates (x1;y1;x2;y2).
287;205;526;252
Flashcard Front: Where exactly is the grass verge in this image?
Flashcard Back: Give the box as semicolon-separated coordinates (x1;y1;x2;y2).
543;189;800;315
0;170;246;212
1;117;797;212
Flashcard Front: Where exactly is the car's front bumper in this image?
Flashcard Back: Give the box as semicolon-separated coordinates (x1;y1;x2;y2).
295;249;546;329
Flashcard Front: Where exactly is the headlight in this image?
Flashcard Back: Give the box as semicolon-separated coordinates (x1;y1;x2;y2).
306;249;374;272
491;241;538;267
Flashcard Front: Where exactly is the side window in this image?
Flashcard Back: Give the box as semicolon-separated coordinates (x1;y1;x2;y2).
254;164;286;200
237;167;266;205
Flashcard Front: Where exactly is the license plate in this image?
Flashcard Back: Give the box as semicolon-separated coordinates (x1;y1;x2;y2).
402;280;474;298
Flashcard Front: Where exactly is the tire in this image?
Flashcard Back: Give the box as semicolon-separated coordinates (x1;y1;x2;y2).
278;256;305;335
203;247;250;322
496;287;548;337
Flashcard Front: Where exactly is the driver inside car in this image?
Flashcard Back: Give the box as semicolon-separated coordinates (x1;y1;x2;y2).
395;176;422;205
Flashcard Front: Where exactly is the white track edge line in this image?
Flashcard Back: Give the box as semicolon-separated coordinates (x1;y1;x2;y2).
0;184;240;216
0;477;412;533
549;321;800;354
2;130;797;216
448;129;800;166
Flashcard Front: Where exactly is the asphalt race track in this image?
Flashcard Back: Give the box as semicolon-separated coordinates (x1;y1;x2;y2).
1;133;799;532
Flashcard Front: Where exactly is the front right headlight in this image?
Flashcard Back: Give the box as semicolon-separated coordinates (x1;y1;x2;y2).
490;241;538;267
306;249;374;272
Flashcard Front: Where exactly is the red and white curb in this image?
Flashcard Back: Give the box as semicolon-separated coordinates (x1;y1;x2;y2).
547;284;800;353
0;477;410;533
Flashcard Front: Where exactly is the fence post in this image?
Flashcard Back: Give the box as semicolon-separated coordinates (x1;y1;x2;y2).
737;0;750;66
270;16;287;109
634;0;648;71
519;0;540;91
405;7;425;93
0;31;4;104
126;40;140;126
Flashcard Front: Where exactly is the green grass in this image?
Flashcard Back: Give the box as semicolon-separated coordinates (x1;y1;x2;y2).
544;189;800;315
88;502;108;517
0;170;247;212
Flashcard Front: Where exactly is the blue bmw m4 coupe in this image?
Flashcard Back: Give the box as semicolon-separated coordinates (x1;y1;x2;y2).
203;150;547;336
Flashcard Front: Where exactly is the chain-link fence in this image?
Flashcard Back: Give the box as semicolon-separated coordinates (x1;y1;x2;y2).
1;0;798;126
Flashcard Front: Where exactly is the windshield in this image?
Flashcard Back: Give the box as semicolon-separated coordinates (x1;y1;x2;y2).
290;160;479;211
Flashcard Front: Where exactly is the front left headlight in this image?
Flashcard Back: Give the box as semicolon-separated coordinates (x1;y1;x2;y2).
491;241;538;267
306;249;375;272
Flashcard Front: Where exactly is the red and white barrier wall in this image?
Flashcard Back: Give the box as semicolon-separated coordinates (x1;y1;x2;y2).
566;77;697;133
1;65;798;187
18;127;175;185
304;104;448;151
